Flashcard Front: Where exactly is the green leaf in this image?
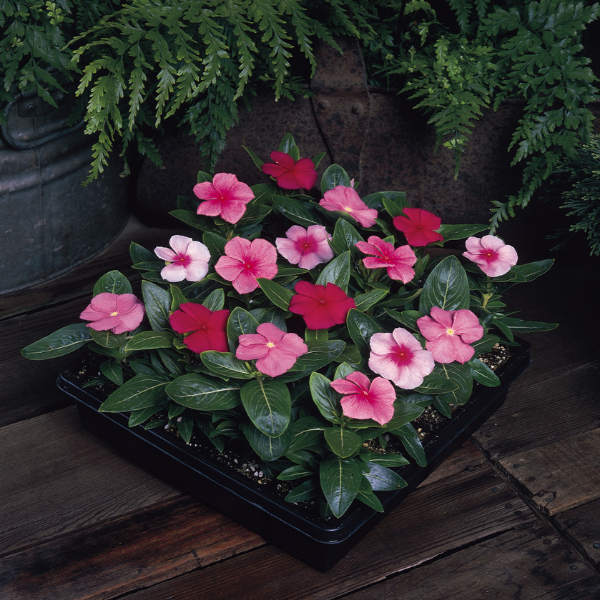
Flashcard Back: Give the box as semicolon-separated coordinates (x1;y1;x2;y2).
99;374;171;413
324;427;362;458
277;464;314;481
285;479;319;503
364;462;407;492
437;224;489;241
240;379;291;438
93;270;132;296
22;324;92;360
470;359;501;387
419;255;470;313
89;328;128;349
176;412;194;444
130;242;157;265
257;278;294;311
100;359;124;386
201;351;255;379
142;281;172;332
354;289;388;312
273;195;322;227
346;309;383;357
125;331;174;351
309;372;341;422
241;422;292;461
203;231;228;260
321;165;352;194
202;288;225;312
499;316;558;333
392;424;426;467
316;251;351;291
356;478;384;512
291;340;346;372
169;209;214;233
367;453;410;468
287;415;325;453
319;456;363;518
492;259;554;283
330;218;364;257
167;374;240;410
435;362;474;406
227;307;259;350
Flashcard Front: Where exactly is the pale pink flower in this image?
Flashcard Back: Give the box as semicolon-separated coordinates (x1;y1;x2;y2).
215;237;278;294
276;225;334;270
319;185;378;228
80;293;145;334
368;328;435;390
193;173;255;224
417;307;484;364
463;235;518;277
154;235;211;282
356;236;417;283
236;323;308;377
330;371;396;425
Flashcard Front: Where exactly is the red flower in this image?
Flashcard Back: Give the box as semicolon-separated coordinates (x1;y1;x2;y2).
393;208;444;247
289;281;356;330
262;151;318;190
169;303;230;354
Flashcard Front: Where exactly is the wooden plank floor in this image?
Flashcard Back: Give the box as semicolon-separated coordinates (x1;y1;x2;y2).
1;213;599;600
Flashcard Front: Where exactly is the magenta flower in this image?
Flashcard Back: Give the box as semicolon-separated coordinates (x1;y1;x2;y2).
463;235;518;277
356;236;417;283
154;235;211;283
170;303;230;354
80;293;145;334
368;328;435;390
319;186;378;228
393;208;444;247
193;173;255;224
330;371;396;425
417;307;484;364
215;237;278;294
261;151;318;190
289;281;356;330
276;225;334;270
236;323;308;377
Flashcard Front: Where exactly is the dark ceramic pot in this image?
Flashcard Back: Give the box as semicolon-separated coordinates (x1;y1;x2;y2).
57;340;531;572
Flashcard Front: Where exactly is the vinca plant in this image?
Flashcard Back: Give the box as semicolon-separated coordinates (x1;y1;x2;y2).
22;134;556;519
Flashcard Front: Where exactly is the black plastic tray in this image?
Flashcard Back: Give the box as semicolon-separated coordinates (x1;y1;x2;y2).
57;340;531;571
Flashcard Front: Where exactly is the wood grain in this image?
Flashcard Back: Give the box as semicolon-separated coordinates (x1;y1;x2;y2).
497;428;600;515
555;497;600;570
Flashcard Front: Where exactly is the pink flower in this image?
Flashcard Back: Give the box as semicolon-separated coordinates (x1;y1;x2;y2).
80;293;145;334
463;235;518;277
276;225;334;270
154;235;211;283
169;303;230;354
393;208;444;247
319;186;378;228
356;236;417;283
215;237;278;294
193;173;254;224
417;307;484;364
236;323;308;377
261;151;318;190
368;328;435;390
289;281;356;330
330;371;396;425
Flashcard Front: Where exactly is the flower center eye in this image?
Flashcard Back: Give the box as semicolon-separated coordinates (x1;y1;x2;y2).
344;206;352;212
446;328;454;336
266;342;275;348
110;311;119;317
319;299;326;304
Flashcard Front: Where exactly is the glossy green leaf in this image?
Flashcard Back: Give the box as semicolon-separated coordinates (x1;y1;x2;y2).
93;270;132;296
436;362;473;406
330;218;364;257
227;307;259;351
356;478;384;512
319;456;363;518
320;164;352;194
273;195;322;227
354;289;388;312
291;340;346;372
100;359;123;386
346;309;383;357
202;231;228;259
309;372;341;422
364;462;407;491
142;281;171;332
201;351;255;379
176;412;194;444
277;464;314;481
88;328;127;349
125;331;174;351
241;422;292;461
284;479;319;503
202;288;225;312
22;324;92;360
419;255;470;313
316;251;351;291
437;223;489;241
240;379;291;437
492;259;554;283
169;209;214;232
470;358;501;387
286;415;325;453
499;316;558;333
130;242;156;265
367;453;410;467
324;427;362;458
167;373;241;410
99;374;171;413
392;423;427;467
257;278;294;311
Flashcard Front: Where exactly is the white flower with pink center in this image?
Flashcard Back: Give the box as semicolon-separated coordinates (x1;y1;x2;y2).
368;328;435;390
463;235;518;277
154;235;211;282
276;225;334;270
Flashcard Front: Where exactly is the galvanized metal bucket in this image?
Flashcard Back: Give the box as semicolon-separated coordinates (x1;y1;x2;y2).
0;88;129;294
